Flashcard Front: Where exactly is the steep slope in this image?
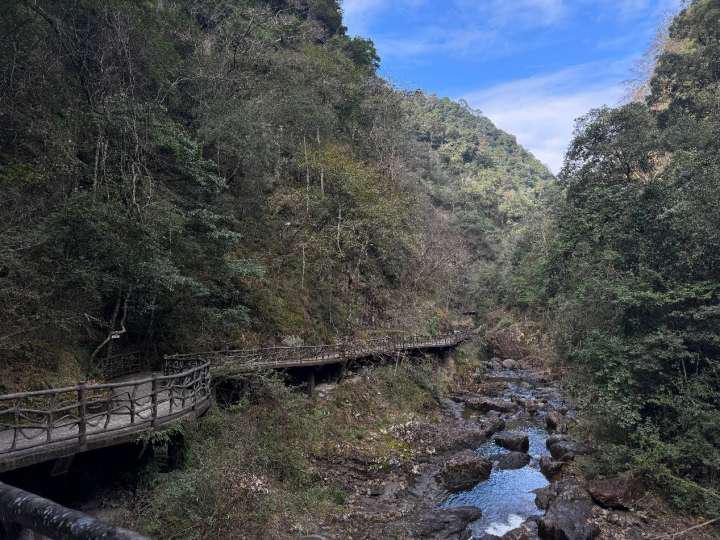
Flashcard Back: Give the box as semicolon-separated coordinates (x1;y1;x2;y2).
498;0;720;516
0;0;551;394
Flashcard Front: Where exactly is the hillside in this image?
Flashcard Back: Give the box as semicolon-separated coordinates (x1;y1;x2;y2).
498;0;720;517
0;0;550;392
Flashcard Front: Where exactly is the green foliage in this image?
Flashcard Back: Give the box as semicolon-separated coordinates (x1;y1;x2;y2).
499;0;720;513
134;363;444;537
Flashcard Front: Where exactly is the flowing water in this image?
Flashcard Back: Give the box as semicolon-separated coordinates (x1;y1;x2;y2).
442;370;560;538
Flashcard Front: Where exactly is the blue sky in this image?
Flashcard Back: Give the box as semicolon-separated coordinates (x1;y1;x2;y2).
341;0;684;172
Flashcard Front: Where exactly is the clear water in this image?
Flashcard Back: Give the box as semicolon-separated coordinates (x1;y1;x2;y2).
442;425;550;538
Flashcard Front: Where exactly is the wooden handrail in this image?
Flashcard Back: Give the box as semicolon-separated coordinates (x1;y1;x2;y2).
0;330;472;473
165;330;473;368
0;363;211;457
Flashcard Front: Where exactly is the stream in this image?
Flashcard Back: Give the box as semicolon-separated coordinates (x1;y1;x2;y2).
440;364;566;538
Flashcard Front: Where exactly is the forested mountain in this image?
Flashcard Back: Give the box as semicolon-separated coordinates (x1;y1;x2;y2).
0;0;549;392
499;0;720;515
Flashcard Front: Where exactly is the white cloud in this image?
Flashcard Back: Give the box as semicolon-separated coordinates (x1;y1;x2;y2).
477;0;567;27
463;62;630;173
376;28;496;58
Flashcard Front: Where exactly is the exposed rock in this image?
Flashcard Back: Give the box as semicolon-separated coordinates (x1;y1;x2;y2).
496;451;531;470
438;450;492;492
465;398;517;414
502;518;540;540
537;480;600;540
587;476;639;510
516;398;540;415
446;427;490;451
444;416;506;451
539;456;565;480
502;358;518;370
545;411;566;433
548;438;592;461
546;434;569;448
494;431;530;453
415;506;482;539
482;416;507;435
315;383;337;399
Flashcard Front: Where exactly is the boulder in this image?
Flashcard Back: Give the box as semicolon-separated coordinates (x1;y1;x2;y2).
446;427;490;451
444;418;506;451
517;398;540;415
587;476;639;510
502;518;540;540
545;411;566;433
482;416;507;435
466;398;517;414
539;456;565;480
438;450;492;492
494;431;530;453
502;358;518;370
496;451;531;470
548;438;592;461
537;480;600;540
415;506;482;539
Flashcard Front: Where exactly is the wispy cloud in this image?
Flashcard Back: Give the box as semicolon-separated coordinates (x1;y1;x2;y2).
340;0;685;173
376;28;497;58
463;61;631;173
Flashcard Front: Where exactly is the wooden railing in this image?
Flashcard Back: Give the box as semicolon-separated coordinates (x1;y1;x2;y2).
0;362;211;471
166;330;474;371
0;330;472;473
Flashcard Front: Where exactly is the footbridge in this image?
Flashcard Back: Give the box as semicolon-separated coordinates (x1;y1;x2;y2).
0;329;473;537
0;330;473;475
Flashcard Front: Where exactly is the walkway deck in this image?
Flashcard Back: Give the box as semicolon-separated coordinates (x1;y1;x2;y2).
0;330;473;473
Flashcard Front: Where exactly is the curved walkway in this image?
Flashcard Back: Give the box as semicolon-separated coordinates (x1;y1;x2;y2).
0;364;211;473
0;330;473;473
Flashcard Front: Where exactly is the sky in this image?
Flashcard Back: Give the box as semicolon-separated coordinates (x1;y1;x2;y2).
341;0;684;173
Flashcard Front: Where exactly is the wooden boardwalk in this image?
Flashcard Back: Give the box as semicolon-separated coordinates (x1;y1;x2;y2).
0;330;472;473
0;364;212;473
166;330;474;372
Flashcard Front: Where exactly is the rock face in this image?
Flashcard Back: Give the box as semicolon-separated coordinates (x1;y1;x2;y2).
438;450;492;492
415;506;482;539
503;518;540;540
445;417;506;451
502;358;518;370
539;456;565;480
547;436;592;461
537;480;600;540
494;431;530;453
477;518;540;540
545;411;566;433
496;451;531;470
466;398;517;414
587;476;638;510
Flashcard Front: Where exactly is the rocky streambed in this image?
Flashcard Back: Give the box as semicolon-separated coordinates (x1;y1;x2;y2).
311;354;695;540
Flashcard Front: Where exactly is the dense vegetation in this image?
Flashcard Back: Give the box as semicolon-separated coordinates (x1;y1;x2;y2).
0;1;547;392
499;0;720;514
3;0;719;529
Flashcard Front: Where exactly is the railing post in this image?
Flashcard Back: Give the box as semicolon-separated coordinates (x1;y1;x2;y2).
78;383;87;447
192;369;198;415
46;406;53;443
151;374;158;426
130;384;136;425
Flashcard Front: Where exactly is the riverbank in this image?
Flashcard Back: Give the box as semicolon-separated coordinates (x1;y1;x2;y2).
103;333;715;539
